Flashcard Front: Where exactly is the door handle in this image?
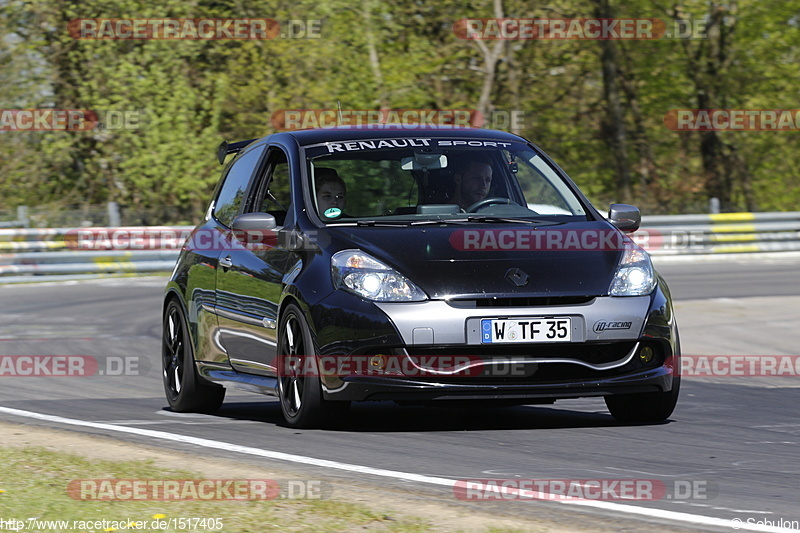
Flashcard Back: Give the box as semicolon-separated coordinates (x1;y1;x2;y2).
218;256;232;269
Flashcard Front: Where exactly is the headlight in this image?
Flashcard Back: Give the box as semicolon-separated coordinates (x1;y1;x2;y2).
331;250;427;302
609;245;656;296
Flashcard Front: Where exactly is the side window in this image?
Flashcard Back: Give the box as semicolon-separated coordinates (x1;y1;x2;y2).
213;145;265;227
512;152;579;215
250;148;291;225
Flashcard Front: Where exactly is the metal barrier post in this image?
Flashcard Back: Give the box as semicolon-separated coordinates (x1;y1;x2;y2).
17;205;29;228
107;202;121;227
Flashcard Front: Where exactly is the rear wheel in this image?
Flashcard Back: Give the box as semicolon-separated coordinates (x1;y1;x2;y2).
605;377;680;423
277;304;349;428
162;300;225;413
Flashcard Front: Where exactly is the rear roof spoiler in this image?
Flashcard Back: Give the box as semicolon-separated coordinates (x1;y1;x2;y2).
217;138;258;164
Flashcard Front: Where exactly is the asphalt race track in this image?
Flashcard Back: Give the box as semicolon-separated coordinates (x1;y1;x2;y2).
1;258;799;532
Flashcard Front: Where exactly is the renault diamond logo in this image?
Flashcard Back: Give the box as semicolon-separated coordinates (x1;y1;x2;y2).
505;268;530;287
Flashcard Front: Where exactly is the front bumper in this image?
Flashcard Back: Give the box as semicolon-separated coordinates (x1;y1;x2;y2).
313;285;678;403
322;363;675;402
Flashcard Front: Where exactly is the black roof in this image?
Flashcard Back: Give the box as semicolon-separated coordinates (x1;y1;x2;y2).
274;125;528;146
222;125;532;163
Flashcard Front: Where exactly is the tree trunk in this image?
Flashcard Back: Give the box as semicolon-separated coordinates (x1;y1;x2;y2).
362;0;387;109
593;0;632;203
473;0;506;125
674;1;749;210
618;48;658;202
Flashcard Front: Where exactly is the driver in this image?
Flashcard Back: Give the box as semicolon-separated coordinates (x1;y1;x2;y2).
315;167;348;218
451;159;493;211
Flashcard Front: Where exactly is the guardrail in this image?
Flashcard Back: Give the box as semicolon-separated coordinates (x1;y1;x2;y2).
637;211;800;255
0;227;189;284
0;212;798;283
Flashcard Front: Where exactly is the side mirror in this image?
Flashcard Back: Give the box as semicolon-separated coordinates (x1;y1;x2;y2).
230;212;278;247
231;212;277;231
608;204;641;232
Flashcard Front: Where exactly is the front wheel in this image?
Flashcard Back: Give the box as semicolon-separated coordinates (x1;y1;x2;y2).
162;300;225;413
605;377;680;423
277;303;349;428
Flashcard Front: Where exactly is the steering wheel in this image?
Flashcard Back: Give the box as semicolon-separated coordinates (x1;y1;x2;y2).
466;197;513;213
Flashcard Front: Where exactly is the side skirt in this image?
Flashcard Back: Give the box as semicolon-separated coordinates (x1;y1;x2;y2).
197;361;280;396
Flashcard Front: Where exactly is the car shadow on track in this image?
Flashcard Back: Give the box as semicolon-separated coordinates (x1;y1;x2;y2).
213;400;672;432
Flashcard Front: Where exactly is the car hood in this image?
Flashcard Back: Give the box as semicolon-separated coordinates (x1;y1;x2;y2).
323;221;625;299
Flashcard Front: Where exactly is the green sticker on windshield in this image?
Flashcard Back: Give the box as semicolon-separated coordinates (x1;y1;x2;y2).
324;207;342;218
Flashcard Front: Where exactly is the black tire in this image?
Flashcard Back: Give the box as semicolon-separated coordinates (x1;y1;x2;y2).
605;376;680;423
162;299;225;413
277;303;349;428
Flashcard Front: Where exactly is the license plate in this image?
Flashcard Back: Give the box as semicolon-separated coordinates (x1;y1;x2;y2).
481;317;572;343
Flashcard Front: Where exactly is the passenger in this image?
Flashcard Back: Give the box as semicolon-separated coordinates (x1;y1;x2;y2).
451;159;493;210
315;167;347;218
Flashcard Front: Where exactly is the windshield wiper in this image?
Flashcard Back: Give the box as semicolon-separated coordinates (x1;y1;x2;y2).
326;220;456;227
322;220;413;227
409;218;472;226
465;215;565;226
354;220;416;227
329;217;562;227
355;219;474;227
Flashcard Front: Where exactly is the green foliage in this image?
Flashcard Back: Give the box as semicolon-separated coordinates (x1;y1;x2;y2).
1;0;798;220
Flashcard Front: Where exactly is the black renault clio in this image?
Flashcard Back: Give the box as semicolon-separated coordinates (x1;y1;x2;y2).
162;126;680;428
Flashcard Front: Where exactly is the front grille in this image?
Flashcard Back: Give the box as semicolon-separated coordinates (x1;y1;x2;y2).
447;296;595;308
410;342;637;366
394;341;663;385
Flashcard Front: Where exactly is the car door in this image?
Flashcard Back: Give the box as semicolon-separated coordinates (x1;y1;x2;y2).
215;145;295;376
193;142;267;365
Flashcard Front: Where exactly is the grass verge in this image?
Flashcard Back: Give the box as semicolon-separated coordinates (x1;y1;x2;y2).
0;445;511;533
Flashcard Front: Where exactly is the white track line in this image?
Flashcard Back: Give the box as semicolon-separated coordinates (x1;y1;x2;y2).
0;406;787;532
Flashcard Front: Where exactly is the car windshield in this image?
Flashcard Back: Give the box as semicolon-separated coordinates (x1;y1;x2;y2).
303;138;588;224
